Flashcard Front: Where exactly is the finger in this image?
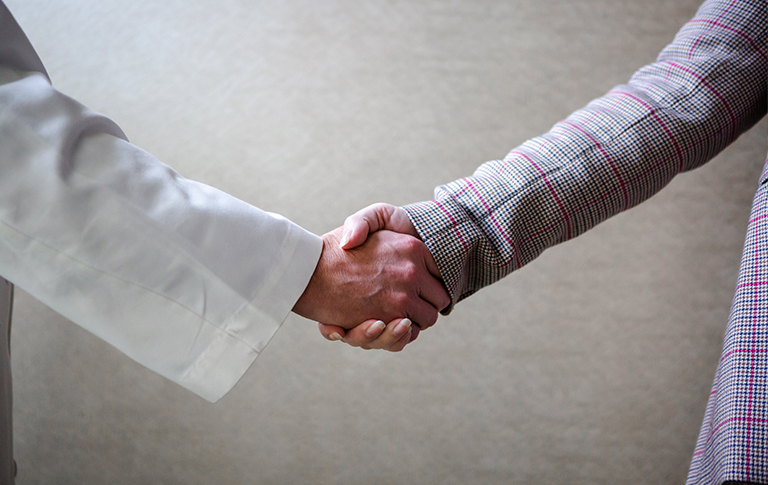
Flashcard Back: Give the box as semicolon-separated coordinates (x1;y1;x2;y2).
408;298;440;331
409;325;420;343
419;273;451;312
381;320;413;352
343;318;412;351
317;322;346;342
362;319;387;340
336;319;386;347
368;318;413;352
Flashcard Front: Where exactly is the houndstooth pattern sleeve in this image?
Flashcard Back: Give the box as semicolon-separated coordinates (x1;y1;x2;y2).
404;0;767;313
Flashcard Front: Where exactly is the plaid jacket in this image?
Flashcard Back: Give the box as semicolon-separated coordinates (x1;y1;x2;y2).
404;0;768;483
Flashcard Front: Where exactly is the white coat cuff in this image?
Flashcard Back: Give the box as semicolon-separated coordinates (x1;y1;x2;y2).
181;224;322;402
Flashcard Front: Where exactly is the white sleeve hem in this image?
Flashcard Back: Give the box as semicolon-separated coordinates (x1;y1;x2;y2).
182;224;322;402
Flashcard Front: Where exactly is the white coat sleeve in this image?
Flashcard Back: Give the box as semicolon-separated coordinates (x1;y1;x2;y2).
0;3;322;402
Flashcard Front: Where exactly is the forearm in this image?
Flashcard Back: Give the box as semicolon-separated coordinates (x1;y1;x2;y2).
405;0;767;310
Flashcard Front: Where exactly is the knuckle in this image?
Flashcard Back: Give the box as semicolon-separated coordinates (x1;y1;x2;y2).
402;263;419;282
422;311;438;329
403;236;422;252
392;292;410;311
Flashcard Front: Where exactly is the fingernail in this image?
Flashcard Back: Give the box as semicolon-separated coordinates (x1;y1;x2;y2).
393;318;412;337
339;232;350;248
365;320;386;338
329;333;343;341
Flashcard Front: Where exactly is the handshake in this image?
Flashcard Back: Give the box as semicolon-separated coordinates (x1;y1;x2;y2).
292;203;450;352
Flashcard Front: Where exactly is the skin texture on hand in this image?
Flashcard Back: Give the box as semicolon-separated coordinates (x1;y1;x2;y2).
316;204;441;351
292;225;449;332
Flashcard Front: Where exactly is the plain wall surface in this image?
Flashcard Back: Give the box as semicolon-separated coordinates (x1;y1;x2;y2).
5;0;767;483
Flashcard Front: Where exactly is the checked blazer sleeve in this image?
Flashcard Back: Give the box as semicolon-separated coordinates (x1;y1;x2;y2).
404;0;767;312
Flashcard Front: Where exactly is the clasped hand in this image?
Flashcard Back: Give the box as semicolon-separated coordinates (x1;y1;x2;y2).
292;204;449;351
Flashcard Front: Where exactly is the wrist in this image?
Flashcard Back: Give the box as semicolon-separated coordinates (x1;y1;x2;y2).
291;232;341;322
292;236;327;321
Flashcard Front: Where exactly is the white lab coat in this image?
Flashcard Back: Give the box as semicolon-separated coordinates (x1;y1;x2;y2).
0;2;321;405
0;2;324;481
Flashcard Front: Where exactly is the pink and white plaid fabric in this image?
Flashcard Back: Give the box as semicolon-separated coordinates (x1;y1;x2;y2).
404;0;768;482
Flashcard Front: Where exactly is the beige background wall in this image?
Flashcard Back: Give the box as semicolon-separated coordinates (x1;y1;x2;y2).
6;0;767;483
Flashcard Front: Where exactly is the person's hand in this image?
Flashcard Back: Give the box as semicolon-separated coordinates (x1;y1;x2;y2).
317;318;420;352
292;226;449;330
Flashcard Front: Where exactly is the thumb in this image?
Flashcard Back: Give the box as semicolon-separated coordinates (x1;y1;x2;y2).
339;210;377;250
340;203;417;250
